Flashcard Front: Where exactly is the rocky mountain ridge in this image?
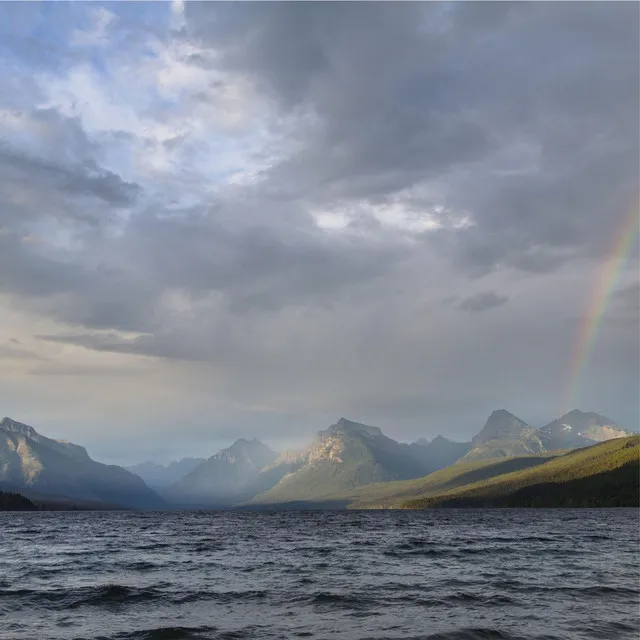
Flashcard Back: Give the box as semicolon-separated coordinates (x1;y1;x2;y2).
0;418;163;509
539;410;631;449
1;409;632;509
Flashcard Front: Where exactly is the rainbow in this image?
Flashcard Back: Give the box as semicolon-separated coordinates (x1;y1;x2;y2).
564;201;640;412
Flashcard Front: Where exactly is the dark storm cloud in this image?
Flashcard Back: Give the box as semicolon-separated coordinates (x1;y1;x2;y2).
187;2;639;271
0;110;140;239
0;2;638;442
2;2;635;339
0;145;140;207
0;230;159;332
0;233;87;297
458;291;509;314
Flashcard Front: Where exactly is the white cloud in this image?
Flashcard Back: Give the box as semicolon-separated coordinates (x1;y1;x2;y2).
71;7;117;48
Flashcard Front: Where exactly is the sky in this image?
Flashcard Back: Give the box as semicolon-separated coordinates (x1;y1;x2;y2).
0;2;638;465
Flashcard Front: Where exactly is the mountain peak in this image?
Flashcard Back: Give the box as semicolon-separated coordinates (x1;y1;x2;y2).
208;438;277;470
1;417;91;461
556;409;617;426
226;437;271;453
541;410;627;445
324;418;383;438
472;410;529;446
167;438;278;505
488;409;519;420
1;417;37;436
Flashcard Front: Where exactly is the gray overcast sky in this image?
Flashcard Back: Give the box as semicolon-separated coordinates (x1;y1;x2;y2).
0;2;638;464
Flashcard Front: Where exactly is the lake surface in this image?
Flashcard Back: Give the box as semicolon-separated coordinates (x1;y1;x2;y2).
0;509;638;640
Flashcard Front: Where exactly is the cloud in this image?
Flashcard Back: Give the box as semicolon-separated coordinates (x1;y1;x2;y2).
71;7;117;48
0;2;637;457
458;291;509;314
185;3;638;273
0;343;48;361
0;143;139;208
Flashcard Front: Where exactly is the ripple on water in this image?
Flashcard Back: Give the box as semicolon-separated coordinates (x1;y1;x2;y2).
0;509;637;640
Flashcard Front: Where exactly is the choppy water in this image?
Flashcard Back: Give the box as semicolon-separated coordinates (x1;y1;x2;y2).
0;509;638;640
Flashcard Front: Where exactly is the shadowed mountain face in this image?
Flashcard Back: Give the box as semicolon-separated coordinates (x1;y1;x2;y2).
461;410;545;462
249;418;435;505
472;409;531;445
0;490;37;511
413;435;472;469
539;410;632;450
402;436;640;509
126;458;205;488
165;438;278;506
0;418;163;509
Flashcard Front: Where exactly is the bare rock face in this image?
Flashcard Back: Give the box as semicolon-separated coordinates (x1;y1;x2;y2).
0;417;163;509
1;417;91;462
539;410;631;449
472;410;531;446
582;425;630;442
461;408;632;462
460;410;545;462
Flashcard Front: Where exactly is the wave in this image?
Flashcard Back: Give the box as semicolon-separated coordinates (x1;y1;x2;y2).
103;625;219;640
0;584;165;610
2;509;637;640
419;629;560;640
308;591;380;610
121;561;163;571
577;620;639;638
381;629;566;640
384;546;519;558
445;592;518;606
172;589;268;605
489;583;638;598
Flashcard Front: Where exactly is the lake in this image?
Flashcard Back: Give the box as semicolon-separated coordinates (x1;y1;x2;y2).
1;509;638;639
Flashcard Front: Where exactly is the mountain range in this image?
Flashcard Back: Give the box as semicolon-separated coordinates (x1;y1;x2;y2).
335;435;639;509
125;458;205;489
165;438;278;506
0;417;163;509
0;410;634;510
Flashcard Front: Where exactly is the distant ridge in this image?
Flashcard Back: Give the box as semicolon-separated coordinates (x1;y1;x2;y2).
0;417;163;509
2;407;633;510
164;438;278;506
126;458;205;488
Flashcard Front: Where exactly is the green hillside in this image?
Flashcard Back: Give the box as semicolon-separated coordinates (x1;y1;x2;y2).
402;435;640;508
336;453;555;508
252;432;405;503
